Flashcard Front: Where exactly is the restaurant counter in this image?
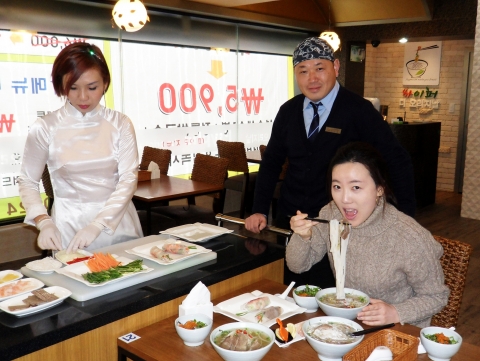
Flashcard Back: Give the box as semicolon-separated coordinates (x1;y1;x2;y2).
0;233;285;361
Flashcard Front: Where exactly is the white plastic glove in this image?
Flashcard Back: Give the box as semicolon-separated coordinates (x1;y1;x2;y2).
66;222;103;253
37;219;63;250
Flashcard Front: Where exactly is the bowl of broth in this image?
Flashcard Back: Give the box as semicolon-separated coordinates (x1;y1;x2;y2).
210;321;274;361
303;316;364;361
315;287;369;320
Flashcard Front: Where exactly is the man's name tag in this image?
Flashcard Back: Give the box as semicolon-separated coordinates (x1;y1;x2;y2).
119;332;141;343
325;127;341;134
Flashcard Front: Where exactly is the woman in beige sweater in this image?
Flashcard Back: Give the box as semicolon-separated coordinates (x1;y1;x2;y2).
286;142;449;328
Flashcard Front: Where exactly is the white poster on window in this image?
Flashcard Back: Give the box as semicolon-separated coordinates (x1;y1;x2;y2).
403;41;442;86
0;30;289;219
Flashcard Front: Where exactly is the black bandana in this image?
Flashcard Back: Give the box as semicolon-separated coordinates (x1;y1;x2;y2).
293;37;335;67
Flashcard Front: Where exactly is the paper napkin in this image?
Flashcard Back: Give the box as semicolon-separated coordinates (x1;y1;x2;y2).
179;281;213;318
148;161;160;179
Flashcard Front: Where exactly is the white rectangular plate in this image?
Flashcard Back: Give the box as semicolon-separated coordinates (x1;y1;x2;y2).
0;278;44;302
213;290;307;328
160;223;233;243
0;270;23;285
125;238;212;265
54;256;153;287
0;286;72;317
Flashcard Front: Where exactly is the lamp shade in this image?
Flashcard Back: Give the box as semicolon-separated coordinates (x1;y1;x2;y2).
112;0;149;32
319;31;341;52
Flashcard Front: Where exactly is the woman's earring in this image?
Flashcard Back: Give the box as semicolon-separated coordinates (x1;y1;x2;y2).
376;196;381;206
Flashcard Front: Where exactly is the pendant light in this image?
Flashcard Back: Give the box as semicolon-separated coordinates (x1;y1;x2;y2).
112;0;150;32
319;0;340;52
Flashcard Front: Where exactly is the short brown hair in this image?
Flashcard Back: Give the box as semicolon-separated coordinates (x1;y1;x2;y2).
51;43;110;97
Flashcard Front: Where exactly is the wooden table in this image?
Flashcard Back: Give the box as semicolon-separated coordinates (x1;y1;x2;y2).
117;279;480;361
133;175;224;234
246;150;262;164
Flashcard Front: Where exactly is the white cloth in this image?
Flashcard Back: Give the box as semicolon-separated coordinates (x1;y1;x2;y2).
18;102;143;250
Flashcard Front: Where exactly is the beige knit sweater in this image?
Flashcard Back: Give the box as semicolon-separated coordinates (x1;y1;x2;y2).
286;200;449;327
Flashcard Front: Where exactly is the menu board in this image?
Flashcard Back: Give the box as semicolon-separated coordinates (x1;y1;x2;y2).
0;30;290;220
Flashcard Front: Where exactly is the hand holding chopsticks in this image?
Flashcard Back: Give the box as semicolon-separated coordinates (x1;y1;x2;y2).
287;215;350;225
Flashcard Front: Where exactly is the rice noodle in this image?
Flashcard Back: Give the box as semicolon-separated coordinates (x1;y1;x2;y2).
329;220;350;299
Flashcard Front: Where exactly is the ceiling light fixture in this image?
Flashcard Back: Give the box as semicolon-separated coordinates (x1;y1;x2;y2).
319;0;340;52
399;37;408;43
112;0;150;32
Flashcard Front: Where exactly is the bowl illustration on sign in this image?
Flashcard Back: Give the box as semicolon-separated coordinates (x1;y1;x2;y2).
406;59;428;77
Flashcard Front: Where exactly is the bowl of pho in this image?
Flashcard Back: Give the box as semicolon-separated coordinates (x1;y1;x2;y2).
302;316;364;361
292;285;320;313
315;287;369;320
420;326;462;361
174;313;212;346
210;321;274;361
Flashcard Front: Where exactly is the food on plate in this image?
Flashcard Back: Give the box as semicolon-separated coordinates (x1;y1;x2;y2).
329;220;351;299
319;293;368;309
255;306;283;323
294;285;320;297
0;279;36;298
306;321;359;344
423;332;459;344
82;259;144;284
8;289;59;311
213;328;272;351
275;318;289;342
26;257;62;272
149;243;198;262
56;250;92;265
85;253;120;272
245;296;270;312
0;273;19;284
177;319;208;329
67;256;92;265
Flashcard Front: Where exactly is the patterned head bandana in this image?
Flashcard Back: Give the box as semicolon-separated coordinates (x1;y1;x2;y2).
293;37;335;67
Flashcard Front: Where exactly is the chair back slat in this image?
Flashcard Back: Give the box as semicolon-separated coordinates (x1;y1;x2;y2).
216;140;249;173
139;146;171;175
431;235;473;328
191;153;229;199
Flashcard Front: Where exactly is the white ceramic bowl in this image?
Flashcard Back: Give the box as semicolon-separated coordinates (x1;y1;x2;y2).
302;316;364;361
210;321;275;361
174;313;213;346
420;326;462;361
292;285;320;313
315;287;369;320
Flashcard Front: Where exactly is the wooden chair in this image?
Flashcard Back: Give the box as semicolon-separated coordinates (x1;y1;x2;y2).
431;235;473;328
139;146;171;175
135;147;172;211
150;153;229;226
259;144;288;220
41;165;54;215
0;223;41;267
216;140;257;219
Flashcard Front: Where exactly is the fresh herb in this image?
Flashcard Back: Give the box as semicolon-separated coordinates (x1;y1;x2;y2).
423;332;458;344
188;246;197;249
81;259;144;284
294;285;320;297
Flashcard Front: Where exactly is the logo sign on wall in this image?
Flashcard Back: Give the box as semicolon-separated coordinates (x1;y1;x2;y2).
403;41;442;86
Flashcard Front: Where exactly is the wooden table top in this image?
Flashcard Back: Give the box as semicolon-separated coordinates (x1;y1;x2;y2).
117;279;479;361
133;175;224;203
246;150;262;164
